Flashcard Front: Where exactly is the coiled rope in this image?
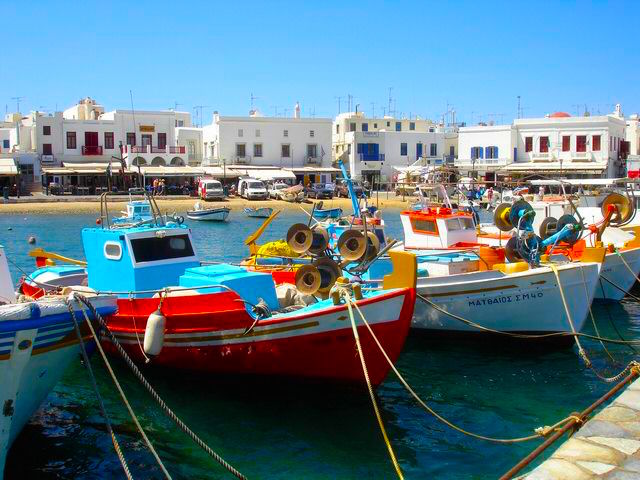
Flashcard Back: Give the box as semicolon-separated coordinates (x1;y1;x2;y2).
64;297;134;480
346;298;585;444
72;294;247;480
73;296;172;479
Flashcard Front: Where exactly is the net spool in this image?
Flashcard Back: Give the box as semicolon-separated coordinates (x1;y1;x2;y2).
601;192;633;226
556;214;581;245
505;236;523;263
494;203;513;232
539;217;558;239
308;227;329;255
294;264;322;295
364;231;381;261
509;200;534;231
337;230;367;261
286;223;313;254
313;257;342;294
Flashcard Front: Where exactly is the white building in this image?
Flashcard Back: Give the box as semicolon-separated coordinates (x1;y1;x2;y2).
0;97;197;193
456;106;628;179
332;112;445;182
202;105;332;169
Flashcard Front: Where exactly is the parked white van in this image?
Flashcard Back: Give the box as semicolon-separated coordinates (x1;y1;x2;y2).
238;178;268;200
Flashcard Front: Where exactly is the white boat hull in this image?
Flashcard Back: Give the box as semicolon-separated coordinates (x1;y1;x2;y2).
0;295;116;475
186;208;230;222
413;262;600;334
595;247;640;301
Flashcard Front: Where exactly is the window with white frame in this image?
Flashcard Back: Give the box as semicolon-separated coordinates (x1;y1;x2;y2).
430;143;438;156
236;143;246;157
307;144;317;158
255;129;261;137
253;143;263;157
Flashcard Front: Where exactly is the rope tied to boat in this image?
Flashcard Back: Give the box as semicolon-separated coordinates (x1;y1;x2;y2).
70;293;248;480
71;294;172;479
63;295;134;480
332;283;404;480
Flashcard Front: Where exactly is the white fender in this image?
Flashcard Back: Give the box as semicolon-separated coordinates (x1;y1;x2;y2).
143;309;166;356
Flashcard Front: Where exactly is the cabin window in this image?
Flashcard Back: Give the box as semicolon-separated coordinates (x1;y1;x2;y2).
460;217;475;229
411;218;437;233
104;241;122;260
130;234;195;263
446;218;462;231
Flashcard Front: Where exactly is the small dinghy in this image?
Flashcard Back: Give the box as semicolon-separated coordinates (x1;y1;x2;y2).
312;201;343;220
244;207;274;218
187;202;230;222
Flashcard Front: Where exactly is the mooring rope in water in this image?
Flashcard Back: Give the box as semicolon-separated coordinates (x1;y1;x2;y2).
73;297;172;479
578;265;619;365
598;278;640;355
338;288;404;479
549;264;638;384
347;300;584;444
64;297;134;480
71;294;247;480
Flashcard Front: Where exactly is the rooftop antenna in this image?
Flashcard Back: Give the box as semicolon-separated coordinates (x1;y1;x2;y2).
11;96;24;113
517;95;522;119
193;105;212;127
387;87;393;117
311;105;316;118
334;96;342;114
283;107;289;117
171;101;182;111
572;104;582;116
250;93;259;111
370;102;376;118
270;105;279;117
347;94;354;112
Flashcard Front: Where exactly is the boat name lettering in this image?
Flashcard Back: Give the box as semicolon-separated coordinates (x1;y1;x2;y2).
468;292;543;307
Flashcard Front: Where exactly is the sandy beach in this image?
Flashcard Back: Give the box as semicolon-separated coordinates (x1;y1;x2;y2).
0;194;412;215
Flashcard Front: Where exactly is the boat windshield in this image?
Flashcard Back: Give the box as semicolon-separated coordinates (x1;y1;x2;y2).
130;234;195;263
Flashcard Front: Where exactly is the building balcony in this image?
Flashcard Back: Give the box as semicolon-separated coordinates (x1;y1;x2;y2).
306;156;321;164
235;155;251;164
125;145;186;154
40;154;59;166
82;146;103;155
359;153;385;161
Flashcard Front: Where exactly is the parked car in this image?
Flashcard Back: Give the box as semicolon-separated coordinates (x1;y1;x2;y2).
307;183;334;199
335;179;366;198
269;182;290;199
238;178;268;200
199;179;225;200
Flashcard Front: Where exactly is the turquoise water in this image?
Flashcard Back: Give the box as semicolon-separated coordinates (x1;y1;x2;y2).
1;210;639;479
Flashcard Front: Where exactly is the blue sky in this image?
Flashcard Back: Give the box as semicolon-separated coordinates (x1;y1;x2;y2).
2;0;638;125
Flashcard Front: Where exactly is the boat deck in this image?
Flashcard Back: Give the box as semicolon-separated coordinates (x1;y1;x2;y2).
524;377;640;479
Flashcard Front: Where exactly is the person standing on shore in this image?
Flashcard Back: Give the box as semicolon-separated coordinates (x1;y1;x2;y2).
152;178;158;196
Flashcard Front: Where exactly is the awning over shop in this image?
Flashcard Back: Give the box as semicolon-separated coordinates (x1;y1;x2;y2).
0;159;18;176
201;166;241;178
140;166;205;177
229;167;296;181
503;162;607;173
